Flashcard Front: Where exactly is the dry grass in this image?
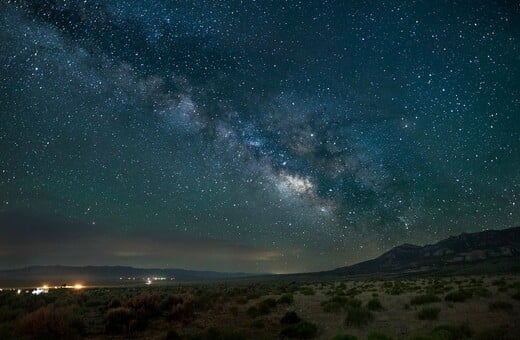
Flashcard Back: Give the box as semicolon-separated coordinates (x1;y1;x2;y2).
1;275;520;339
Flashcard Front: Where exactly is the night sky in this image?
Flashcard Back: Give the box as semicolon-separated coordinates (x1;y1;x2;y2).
1;0;519;273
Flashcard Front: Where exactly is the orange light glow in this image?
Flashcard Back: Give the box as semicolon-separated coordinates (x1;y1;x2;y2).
73;284;84;290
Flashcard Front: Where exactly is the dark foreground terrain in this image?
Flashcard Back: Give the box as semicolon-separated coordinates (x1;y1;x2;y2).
1;274;519;339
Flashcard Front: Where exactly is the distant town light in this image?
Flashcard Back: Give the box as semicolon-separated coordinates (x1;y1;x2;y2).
73;283;84;290
32;287;49;295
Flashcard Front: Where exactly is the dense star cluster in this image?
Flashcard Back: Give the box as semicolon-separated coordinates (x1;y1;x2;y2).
0;0;519;273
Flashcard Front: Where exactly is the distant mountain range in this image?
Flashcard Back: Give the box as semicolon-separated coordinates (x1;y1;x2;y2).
1;227;519;287
0;265;253;287
328;226;520;276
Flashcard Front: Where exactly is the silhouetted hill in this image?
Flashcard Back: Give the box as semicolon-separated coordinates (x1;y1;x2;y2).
0;265;253;287
330;226;520;276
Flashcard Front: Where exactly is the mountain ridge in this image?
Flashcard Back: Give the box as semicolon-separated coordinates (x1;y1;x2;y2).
328;226;520;276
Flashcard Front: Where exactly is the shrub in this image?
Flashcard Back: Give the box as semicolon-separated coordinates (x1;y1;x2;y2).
332;335;358;340
471;286;491;298
491;278;506;287
165;329;182;340
259;298;277;309
108;298;122;309
18;304;85;339
280;321;318;339
246;306;260;318
196;290;221;311
0;323;15;339
277;294;294;304
229;306;238;317
160;295;183;311
410;294;441;305
367;332;393;340
0;305;22;322
321;296;361;313
366;298;383;311
245;298;277;317
488;301;513;311
346;287;363;296
321;300;343;313
347;298;362;308
299;287;315;296
236;296;248;304
431;323;473;339
330;295;349;304
475;326;507;340
417;307;440;320
445;290;472;302
105;307;133;333
384;281;406;295
344;307;373;326
126;292;161;319
281;311;301;324
257;303;271;315
250;319;265;329
128;318;147;333
170;295;195;322
204;327;246;340
246;292;261;300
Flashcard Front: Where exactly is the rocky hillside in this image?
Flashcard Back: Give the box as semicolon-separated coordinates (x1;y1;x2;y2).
331;226;520;275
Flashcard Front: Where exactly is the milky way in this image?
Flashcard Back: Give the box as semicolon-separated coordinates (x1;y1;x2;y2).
0;1;519;273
